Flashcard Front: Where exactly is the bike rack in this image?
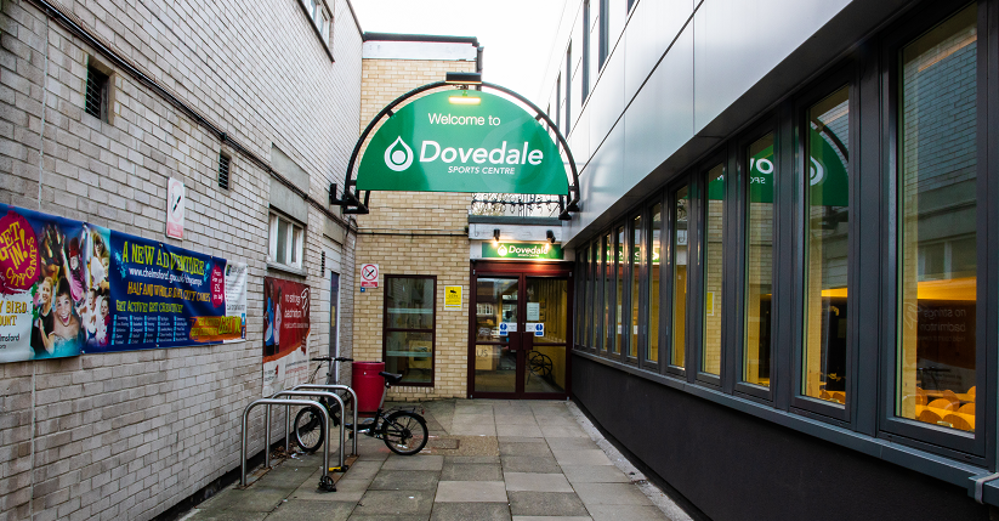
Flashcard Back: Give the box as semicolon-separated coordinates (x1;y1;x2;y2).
241;398;331;488
291;384;359;457
270;390;347;470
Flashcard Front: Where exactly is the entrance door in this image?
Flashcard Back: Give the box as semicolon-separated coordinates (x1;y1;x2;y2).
469;262;572;399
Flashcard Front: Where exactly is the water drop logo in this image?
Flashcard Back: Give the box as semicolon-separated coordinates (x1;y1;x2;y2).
809;157;825;186
384;137;414;172
497;245;508;256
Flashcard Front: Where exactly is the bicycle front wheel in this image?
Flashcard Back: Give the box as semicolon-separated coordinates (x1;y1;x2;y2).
294;406;325;453
381;411;428;455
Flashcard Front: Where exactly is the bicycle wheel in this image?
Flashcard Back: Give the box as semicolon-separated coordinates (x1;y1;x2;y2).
294;406;325;453
529;353;553;379
381;411;428;455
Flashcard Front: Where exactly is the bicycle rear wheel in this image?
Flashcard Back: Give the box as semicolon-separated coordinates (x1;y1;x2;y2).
381;411;428;455
294;406;325;453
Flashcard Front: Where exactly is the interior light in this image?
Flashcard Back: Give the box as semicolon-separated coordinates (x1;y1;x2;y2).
449;93;481;105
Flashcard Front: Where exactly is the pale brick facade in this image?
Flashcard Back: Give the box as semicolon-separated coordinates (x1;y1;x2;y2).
0;0;362;519
352;49;476;400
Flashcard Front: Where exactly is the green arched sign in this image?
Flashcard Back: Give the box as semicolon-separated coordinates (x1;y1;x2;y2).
356;91;569;195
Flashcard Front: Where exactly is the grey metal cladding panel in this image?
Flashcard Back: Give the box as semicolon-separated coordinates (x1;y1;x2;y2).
624;28;694;182
571;109;590;168
591;50;626;148
692;0;850;132
624;0;694;102
571;123;627;238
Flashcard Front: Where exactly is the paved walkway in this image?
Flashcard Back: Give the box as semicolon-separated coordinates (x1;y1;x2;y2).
180;400;690;521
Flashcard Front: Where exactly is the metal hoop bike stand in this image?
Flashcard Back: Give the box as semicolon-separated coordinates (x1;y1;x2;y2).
270;390;348;471
290;384;359;457
241;398;330;488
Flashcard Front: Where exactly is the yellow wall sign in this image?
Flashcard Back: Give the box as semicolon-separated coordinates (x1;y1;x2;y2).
444;286;462;310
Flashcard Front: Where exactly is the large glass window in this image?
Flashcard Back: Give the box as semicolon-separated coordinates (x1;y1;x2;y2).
745;134;775;388
648;204;662;363
671;186;689;368
384;276;435;385
593;241;603;350
615;226;625;354
630;215;642;358
803;87;851;405
603;233;614;351
703;165;725;376
897;4;977;433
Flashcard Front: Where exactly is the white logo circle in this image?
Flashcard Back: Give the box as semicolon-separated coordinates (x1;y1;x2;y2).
809;157;825;186
384;137;413;172
497;245;508;256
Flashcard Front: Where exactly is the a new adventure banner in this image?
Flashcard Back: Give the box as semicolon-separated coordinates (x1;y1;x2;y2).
0;204;247;363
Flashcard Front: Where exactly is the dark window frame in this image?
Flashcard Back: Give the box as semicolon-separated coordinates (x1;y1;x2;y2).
666;179;690;378
642;195;666;371
598;0;609;69
695;154;729;390
876;0;989;461
566;44;573;134
382;274;437;388
582;0;591;101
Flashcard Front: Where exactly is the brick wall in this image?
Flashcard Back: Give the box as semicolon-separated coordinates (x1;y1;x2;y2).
353;57;475;400
0;0;362;519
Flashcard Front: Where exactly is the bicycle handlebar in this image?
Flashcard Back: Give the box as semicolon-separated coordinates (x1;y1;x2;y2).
310;356;354;362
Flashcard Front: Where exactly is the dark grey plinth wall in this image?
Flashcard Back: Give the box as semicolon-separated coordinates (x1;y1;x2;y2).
572;355;989;521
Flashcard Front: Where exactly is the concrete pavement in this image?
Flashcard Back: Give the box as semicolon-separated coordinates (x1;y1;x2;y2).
178;400;691;521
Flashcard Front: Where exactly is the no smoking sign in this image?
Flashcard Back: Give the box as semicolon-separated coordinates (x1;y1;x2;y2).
360;263;379;289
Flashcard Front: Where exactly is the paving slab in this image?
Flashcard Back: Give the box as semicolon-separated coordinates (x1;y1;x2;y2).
544;438;600;451
504;472;573;493
494;413;542;425
585;504;671;521
264;500;354;521
290;468;365;502
496;424;544;438
348;515;429;521
197;487;287;513
430;502;512;521
500;455;561;474
451;413;495;424
572;483;653;506
538;424;587;438
551;449;613;466
507;491;588;517
449;423;497;436
512;517;592;521
369;470;440;491
499;441;552;457
559;465;631;483
435;481;508;503
444;455;500;464
381;455;444;471
440;463;504;481
352;490;435;516
182;510;268;521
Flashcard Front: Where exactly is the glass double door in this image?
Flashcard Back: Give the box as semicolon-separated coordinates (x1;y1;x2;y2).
471;265;571;399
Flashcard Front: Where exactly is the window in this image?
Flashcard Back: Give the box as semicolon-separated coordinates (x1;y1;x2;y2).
298;0;333;55
598;0;609;69
556;74;562;132
384;276;435;385
614;225;625;354
630;214;641;359
896;4;978;433
85;62;110;122
218;153;231;190
269;213;305;270
603;232;613;351
744;133;775;388
803;87;851;405
671;185;689;369
565;45;572;133
647;203;662;364
582;0;591;100
703;165;725;376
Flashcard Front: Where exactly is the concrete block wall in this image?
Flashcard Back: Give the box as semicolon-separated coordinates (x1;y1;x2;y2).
353;56;475;400
0;0;362;519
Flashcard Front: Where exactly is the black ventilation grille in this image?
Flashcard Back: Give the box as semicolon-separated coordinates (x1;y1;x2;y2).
85;65;109;121
218;153;230;189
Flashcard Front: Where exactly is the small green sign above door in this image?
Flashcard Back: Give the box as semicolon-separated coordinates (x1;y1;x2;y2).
357;91;569;195
482;243;563;260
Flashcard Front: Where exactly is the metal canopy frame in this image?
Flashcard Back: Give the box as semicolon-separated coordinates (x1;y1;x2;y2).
333;81;581;220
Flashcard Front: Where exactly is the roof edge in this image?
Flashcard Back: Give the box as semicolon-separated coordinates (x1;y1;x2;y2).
362;32;479;47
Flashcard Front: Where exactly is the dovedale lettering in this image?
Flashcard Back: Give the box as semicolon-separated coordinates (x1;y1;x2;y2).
420;141;543;166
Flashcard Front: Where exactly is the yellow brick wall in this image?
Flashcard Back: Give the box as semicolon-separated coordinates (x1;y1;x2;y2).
353;57;476;400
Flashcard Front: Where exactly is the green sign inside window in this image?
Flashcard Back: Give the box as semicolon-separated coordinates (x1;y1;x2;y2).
357;91;568;195
482;242;563;260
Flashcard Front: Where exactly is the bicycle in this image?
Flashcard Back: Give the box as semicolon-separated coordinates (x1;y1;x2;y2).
294;358;429;456
293;356;353;453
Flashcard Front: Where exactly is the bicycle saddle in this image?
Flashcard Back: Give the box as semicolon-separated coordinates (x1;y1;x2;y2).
379;371;403;385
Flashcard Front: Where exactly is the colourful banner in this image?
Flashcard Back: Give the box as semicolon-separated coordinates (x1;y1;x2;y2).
262;277;312;396
0;204;247;363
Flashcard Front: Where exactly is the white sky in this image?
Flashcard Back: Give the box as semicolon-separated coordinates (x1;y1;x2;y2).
349;0;568;106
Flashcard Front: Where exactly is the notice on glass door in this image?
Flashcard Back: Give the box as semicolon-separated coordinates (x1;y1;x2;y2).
526;302;540;321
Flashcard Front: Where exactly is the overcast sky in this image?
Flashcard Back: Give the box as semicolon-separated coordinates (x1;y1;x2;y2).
350;0;568;105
